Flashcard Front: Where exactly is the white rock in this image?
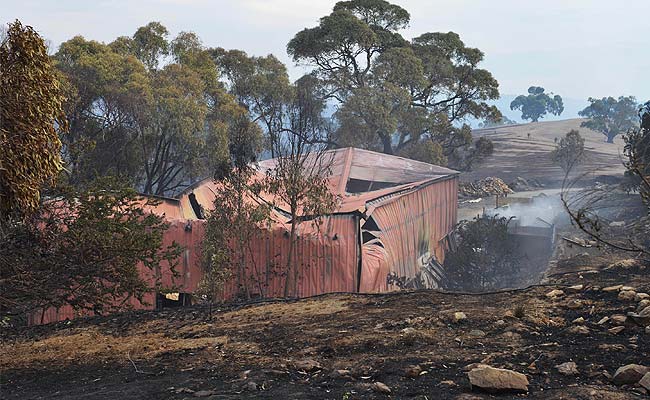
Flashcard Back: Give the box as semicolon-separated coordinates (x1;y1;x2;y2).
467;366;529;393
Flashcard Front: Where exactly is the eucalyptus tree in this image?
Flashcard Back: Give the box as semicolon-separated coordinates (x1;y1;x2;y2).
287;0;501;167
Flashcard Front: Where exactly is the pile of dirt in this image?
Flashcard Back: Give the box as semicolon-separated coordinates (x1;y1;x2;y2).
1;254;649;399
459;177;514;198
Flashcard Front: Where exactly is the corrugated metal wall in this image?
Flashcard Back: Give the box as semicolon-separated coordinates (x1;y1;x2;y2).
360;177;458;292
28;177;457;325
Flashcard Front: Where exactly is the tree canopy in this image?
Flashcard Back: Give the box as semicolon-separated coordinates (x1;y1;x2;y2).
55;23;245;196
510;86;564;122
0;21;67;219
550;129;585;172
579;96;638;143
287;0;500;169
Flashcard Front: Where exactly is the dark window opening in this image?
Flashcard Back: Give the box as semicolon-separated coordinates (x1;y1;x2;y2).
188;192;204;219
361;216;380;232
362;230;377;243
157;292;192;309
346;178;402;194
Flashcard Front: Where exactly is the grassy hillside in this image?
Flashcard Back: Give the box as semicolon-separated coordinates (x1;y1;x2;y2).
465;119;627;187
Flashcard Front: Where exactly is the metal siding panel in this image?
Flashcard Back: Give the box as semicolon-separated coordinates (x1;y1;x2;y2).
359;177;458;293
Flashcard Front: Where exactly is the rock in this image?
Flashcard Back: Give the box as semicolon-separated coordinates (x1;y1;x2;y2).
640;373;650;391
598;343;626;351
405;365;423;378
612;364;650;385
503;310;515;319
610;314;627;325
646;326;650;335
373;381;391;394
245;381;258;391
467;365;529;393
293;359;322;372
463;363;490;372
439;380;456;386
569;325;590;335
608;326;625;334
546;289;564;298
627;306;650;326
567;284;584;292
401;327;416;334
469;329;486;338
332;369;351;378
619;290;637;301
635;293;649;301
621;286;636;292
556;362;579;376
603;285;623;292
597;316;610;325
193;390;216;397
454;312;467;323
639;300;650;311
572;317;585;324
495;319;506;326
607;259;641;270
565;300;583;309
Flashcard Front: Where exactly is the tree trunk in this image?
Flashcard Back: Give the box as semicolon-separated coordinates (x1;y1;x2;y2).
606;132;616;143
283;216;297;297
381;134;393;155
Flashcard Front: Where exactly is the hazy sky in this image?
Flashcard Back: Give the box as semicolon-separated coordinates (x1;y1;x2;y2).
5;0;650;112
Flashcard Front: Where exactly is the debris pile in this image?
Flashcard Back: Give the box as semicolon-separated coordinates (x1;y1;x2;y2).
459;177;514;198
509;176;545;191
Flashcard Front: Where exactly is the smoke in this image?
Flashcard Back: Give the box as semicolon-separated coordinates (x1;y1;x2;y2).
488;194;566;227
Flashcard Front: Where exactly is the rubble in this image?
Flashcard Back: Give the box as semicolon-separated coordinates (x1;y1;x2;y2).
459;177;514;198
627;306;650;326
556;361;579;376
508;176;545;191
453;312;467;323
293;359;322;372
608;326;625;335
640;373;650;390
373;382;391;394
619;290;637;301
545;289;564;298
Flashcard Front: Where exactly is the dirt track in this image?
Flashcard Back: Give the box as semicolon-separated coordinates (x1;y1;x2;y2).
2;255;648;399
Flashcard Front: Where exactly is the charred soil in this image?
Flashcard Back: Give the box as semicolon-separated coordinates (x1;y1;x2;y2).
1;255;649;399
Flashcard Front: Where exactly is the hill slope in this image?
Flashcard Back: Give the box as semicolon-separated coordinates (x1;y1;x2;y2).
464;119;627;187
2;254;648;399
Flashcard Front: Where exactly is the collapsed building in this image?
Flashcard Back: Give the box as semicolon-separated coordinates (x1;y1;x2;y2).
32;148;458;324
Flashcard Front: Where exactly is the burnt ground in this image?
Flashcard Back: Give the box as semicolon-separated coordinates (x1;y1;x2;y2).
1;254;649;399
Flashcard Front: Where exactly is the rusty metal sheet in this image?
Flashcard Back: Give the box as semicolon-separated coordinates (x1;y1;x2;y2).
28;148;458;325
359;177;458;292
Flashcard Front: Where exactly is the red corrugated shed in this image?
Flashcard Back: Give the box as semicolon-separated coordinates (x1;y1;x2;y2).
30;148;458;325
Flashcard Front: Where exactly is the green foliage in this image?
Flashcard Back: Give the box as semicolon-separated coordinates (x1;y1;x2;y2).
444;215;520;292
0;21;67;219
213;49;293;156
510;86;564;122
200;116;267;302
287;0;500;168
550;129;585;172
55;23;244;195
398;140;447;166
579;96;638;143
0;177;182;320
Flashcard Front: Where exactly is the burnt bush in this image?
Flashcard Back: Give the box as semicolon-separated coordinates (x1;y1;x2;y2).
443;215;520;292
